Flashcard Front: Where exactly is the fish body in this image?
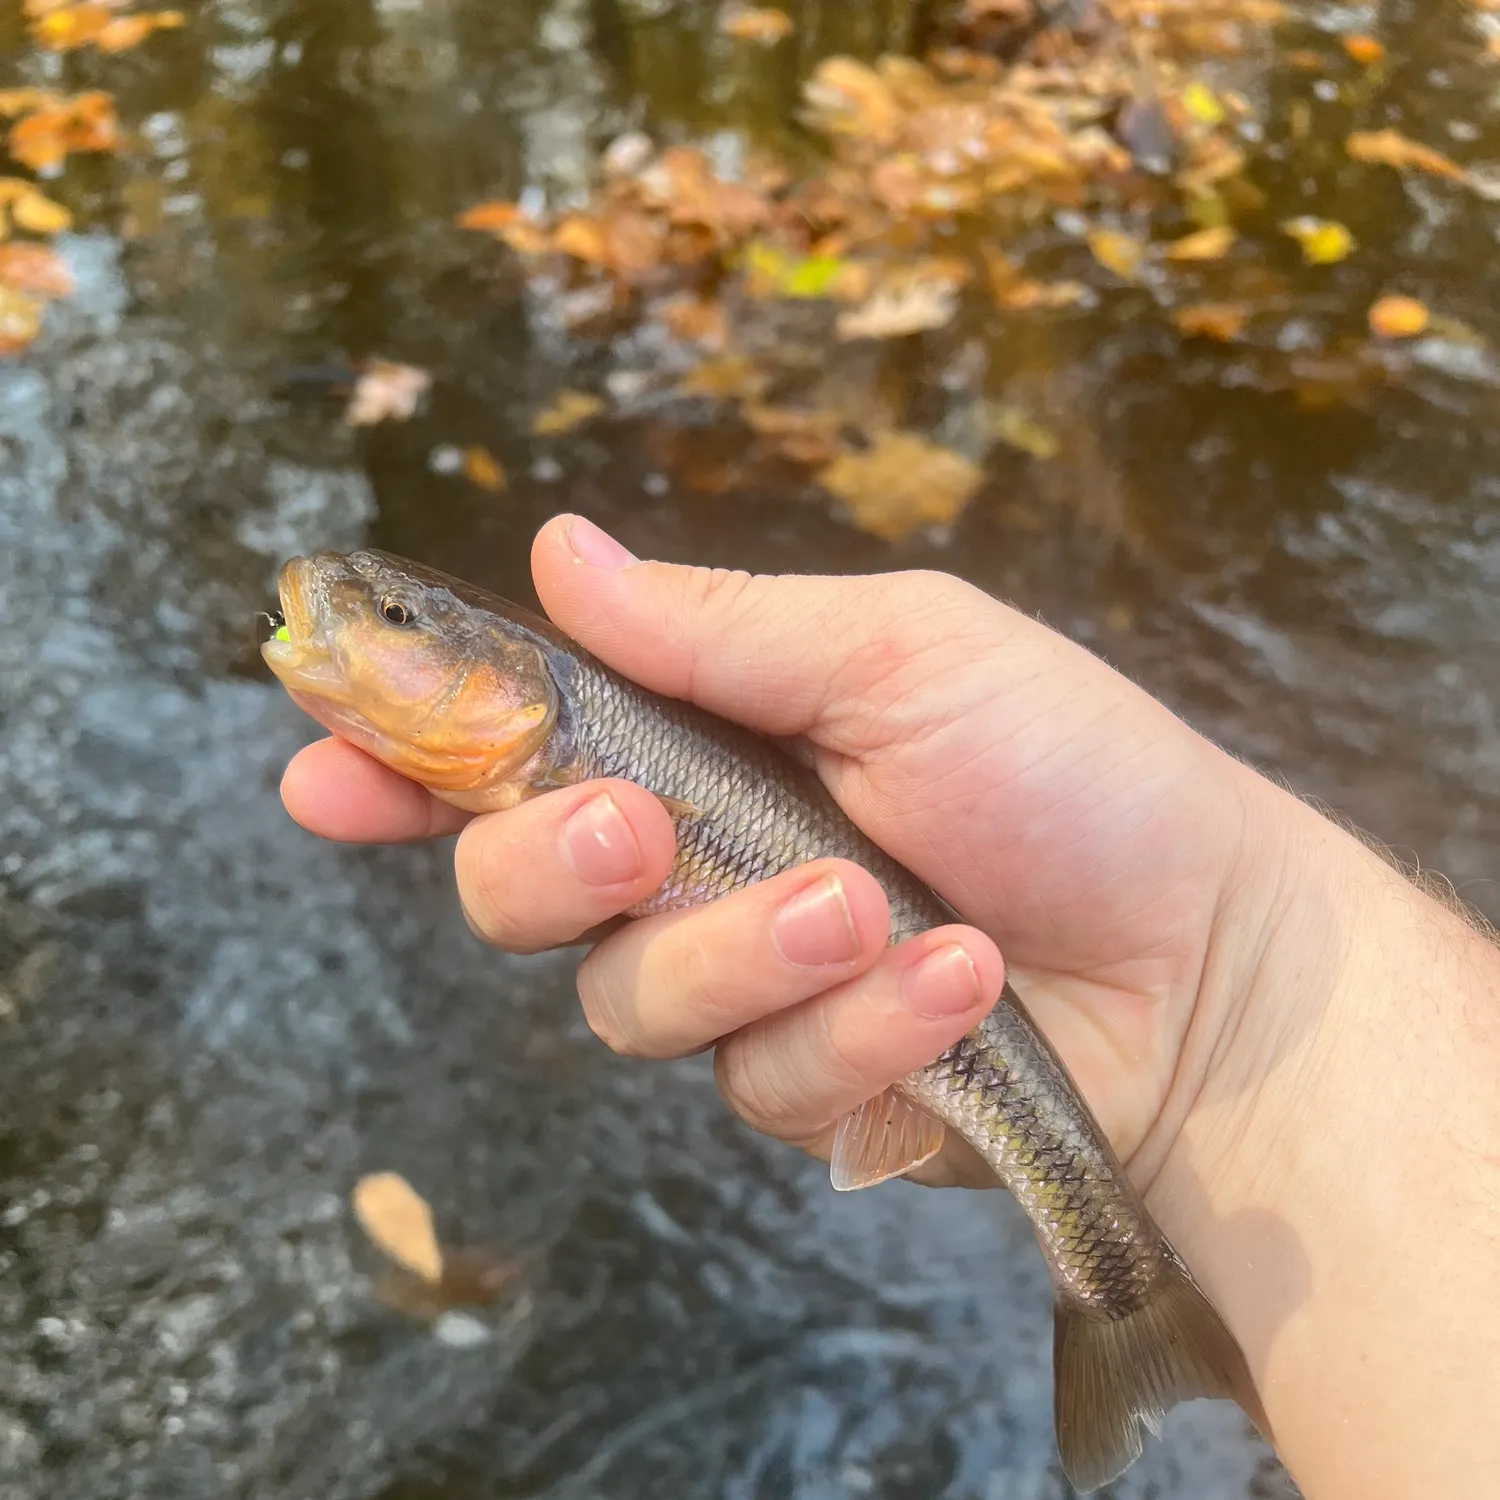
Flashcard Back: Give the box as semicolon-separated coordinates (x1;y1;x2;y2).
263;549;1268;1490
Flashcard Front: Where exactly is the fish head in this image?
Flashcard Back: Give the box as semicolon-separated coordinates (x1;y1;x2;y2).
262;549;560;803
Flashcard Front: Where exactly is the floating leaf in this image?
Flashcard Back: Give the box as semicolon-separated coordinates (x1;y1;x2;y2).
1368;293;1430;338
836;263;964;340
988;403;1059;460
0;241;74;297
743;402;844;465
802;57;902;146
742;240;851;300
1342;34;1385;64
29;3;183;52
7;90;118;173
532;389;605;436
1346;129;1467;182
817;431;982;542
1087;227;1148;281
1174;301;1247;340
1281;216;1355;265
1178;81;1226;127
678;356;768;402
462;445;507;492
344;360;432;426
1161;225;1237;261
720;6;793;43
0;178;71;236
657;293;728;350
0;284;46;355
351;1172;444;1285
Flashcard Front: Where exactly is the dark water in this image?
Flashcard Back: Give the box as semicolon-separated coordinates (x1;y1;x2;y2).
4;0;1498;1495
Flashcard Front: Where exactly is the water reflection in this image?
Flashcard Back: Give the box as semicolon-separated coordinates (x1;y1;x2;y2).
5;0;1497;1493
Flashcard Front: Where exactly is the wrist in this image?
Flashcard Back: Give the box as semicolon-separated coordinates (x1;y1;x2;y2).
1154;767;1500;1496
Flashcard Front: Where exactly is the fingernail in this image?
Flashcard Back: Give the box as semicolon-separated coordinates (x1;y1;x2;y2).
566;515;639;571
902;944;983;1019
560;793;643;885
773;874;860;968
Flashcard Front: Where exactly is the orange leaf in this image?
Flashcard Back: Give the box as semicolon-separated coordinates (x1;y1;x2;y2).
31;2;113;50
457;200;526;232
0;284;46;355
553;215;610;266
10;184;71;234
1346;129;1467;182
1342;34;1385;64
97;11;186;51
803;58;902;146
1161;225;1237;261
0;242;75;297
1087;227;1147;281
1368;294;1430;338
720;6;793;43
351;1173;444;1284
1174;301;1248;340
461;445;507;492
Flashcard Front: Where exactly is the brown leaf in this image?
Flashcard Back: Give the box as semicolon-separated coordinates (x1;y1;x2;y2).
351;1172;444;1285
1161;225;1237;261
657;294;728;351
1173;301;1248;340
531;389;605;436
0;242;74;296
0;284;45;355
1346;129;1467;182
817;431;982;541
1368;294;1429;338
677;356;768;402
719;6;793;44
835;263;964;340
462;445;507;492
344;360;432;426
742;402;845;465
803;58;903;146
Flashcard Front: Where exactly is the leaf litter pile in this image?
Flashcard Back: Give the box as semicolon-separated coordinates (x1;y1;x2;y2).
446;0;1500;540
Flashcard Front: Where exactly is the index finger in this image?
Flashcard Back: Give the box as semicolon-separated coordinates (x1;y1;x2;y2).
281;737;472;844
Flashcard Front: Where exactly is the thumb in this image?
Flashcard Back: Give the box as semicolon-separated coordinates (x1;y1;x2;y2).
530;513;997;745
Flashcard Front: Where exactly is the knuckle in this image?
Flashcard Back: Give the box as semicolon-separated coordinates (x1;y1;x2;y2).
454;827;526;947
713;1039;801;1137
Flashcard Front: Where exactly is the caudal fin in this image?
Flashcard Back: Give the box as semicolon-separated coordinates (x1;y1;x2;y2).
1052;1253;1270;1493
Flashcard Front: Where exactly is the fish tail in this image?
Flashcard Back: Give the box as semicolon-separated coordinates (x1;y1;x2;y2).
1052;1252;1270;1493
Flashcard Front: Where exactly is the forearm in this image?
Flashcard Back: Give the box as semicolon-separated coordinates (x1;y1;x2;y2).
1161;781;1500;1498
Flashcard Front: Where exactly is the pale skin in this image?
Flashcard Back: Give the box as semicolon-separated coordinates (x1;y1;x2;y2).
282;514;1500;1499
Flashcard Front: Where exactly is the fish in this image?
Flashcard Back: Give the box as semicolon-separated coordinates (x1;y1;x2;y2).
262;547;1270;1490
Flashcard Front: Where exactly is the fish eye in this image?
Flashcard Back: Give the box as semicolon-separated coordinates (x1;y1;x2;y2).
379;596;416;627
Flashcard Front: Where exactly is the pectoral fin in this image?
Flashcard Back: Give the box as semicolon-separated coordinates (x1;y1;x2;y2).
655;794;703;820
829;1088;946;1191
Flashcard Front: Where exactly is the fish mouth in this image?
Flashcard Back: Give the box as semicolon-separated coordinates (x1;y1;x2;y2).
260;555;345;696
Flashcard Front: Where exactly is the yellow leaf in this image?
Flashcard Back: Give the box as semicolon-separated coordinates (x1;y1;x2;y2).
719;6;793;44
10;185;70;234
462;445;507;492
1281;216;1356;265
1179;81;1225;127
988;404;1059;460
1161;225;1237;261
1368;293;1430;338
0;284;45;355
351;1173;444;1285
1346;129;1467;182
1087;227;1147;281
817;431;982;542
531;389;605;435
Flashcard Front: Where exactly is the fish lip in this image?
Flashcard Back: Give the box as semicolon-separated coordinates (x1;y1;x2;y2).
259;554;345;694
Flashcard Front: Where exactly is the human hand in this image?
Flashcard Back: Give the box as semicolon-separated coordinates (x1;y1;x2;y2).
281;515;1500;1499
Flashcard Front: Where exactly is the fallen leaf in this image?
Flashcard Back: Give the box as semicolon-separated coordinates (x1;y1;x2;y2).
1087;227;1148;280
1178;81;1226;127
836;264;963;340
10;186;71;234
742;240;851;300
531;389;605;435
0;284;45;354
743;402;845;465
462;445;507;492
1368;293;1430;338
0;242;74;297
720;6;793;44
456;200;551;255
817;431;982;541
98;11;185;51
803;57;903;146
1161;225;1237;261
344;360;432;426
1346;129;1467;182
351;1172;444;1285
988;403;1059;459
1174;301;1248;340
678;355;768;402
657;293;728;350
1105;603;1134;631
29;3;183;52
1281;216;1356;265
7;91;118;173
1342;34;1385;64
